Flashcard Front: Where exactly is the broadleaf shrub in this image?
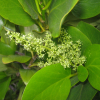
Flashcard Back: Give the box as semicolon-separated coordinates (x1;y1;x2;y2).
0;0;100;100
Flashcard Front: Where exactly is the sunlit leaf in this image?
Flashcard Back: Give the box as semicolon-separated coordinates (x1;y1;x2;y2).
77;65;88;82
2;55;31;64
22;64;71;100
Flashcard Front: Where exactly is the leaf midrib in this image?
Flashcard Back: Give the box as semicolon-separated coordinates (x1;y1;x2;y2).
33;74;71;99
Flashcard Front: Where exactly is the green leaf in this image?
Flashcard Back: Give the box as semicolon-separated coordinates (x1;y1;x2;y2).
19;69;36;85
67;82;97;100
19;24;40;34
4;20;15;32
2;55;31;64
70;75;79;87
66;26;92;54
0;55;7;72
0;77;11;100
72;0;100;19
22;64;71;100
1;21;16;45
0;29;10;45
42;0;52;10
77;65;88;82
43;0;51;5
10;39;17;51
64;14;100;27
18;0;38;19
0;42;15;55
77;21;100;44
48;0;79;37
0;16;6;32
0;0;34;26
4;67;18;76
0;72;7;80
83;44;100;90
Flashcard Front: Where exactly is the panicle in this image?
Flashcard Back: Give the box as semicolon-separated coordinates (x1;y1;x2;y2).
6;30;86;70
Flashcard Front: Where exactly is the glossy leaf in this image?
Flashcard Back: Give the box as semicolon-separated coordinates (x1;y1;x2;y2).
48;0;79;37
2;55;31;64
77;65;88;82
0;77;11;100
72;0;100;19
0;0;34;26
22;64;71;100
77;21;100;44
19;69;36;85
0;55;7;72
18;0;38;19
67;82;97;100
83;44;100;90
0;42;15;55
67;26;92;54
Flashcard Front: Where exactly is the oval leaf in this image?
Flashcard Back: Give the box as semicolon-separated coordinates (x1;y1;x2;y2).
2;55;31;64
72;0;100;19
19;69;36;85
67;26;92;54
83;44;100;90
48;0;79;37
77;21;100;44
18;0;38;19
77;65;88;82
67;82;97;100
0;0;34;26
22;64;71;100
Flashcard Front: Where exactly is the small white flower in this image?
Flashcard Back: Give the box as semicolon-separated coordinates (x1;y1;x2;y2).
6;30;86;70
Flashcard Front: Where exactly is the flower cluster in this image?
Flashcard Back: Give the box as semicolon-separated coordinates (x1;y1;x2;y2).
6;29;86;70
